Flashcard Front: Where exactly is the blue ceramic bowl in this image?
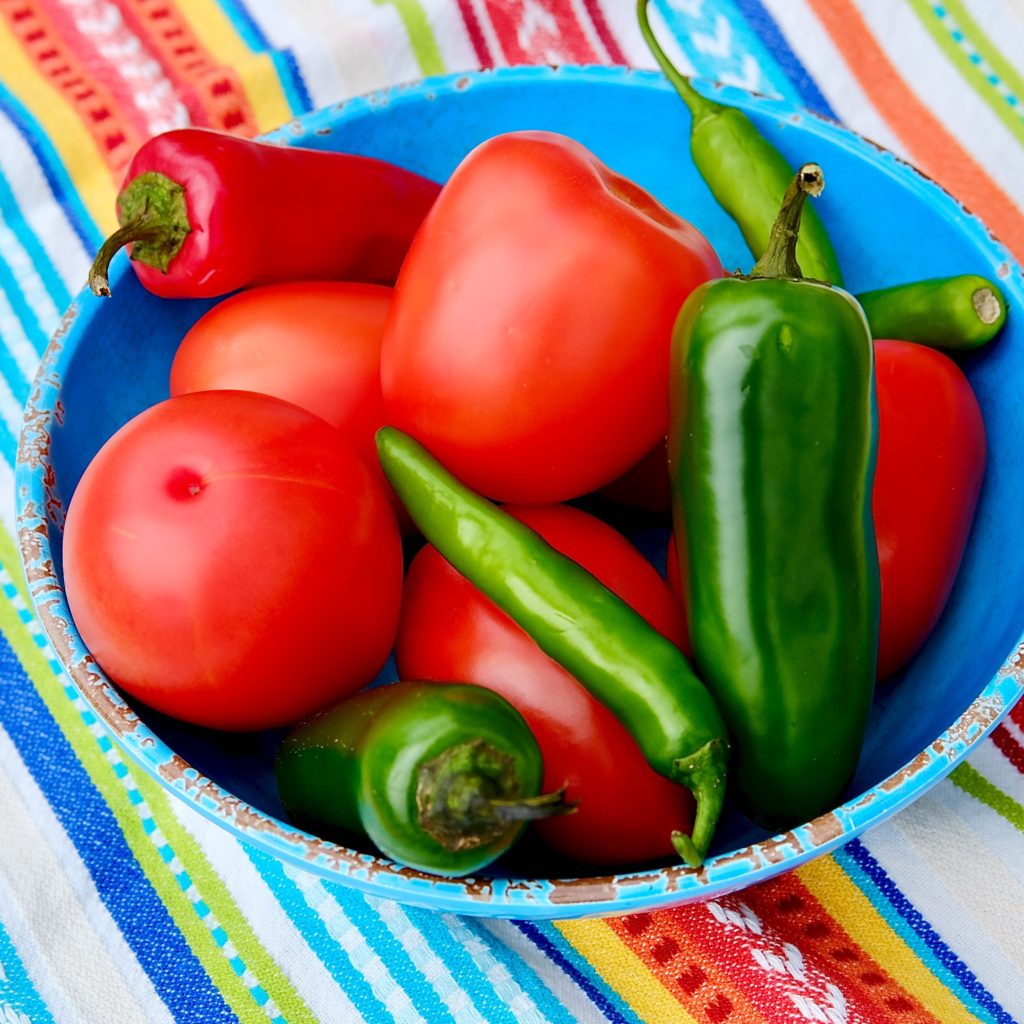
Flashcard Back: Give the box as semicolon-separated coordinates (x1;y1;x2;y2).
16;66;1024;919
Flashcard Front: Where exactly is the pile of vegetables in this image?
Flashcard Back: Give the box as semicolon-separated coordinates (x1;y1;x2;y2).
63;1;997;878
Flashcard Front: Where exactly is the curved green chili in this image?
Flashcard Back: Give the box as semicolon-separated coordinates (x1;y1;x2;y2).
376;426;730;868
669;165;879;831
276;681;573;877
636;0;843;284
855;274;1007;350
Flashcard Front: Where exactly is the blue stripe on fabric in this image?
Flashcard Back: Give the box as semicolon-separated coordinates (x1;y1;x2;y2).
213;0;313;116
839;840;1013;1024
443;916;580;1024
321;886;461;1024
0;251;49;360
0;408;21;466
725;0;838;118
0;87;100;253
241;846;396;1024
512;923;640;1024
0;631;238;1024
0;173;71;314
0;910;57;1024
652;0;792;102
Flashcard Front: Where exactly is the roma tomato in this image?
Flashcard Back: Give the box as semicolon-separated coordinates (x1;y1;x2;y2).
169;281;406;523
395;503;695;866
62;390;403;731
665;340;986;681
381;130;723;504
872;340;985;679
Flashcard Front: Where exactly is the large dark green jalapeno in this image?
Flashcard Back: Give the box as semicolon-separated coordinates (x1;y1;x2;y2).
276;681;572;877
376;426;730;867
668;165;880;831
636;0;842;285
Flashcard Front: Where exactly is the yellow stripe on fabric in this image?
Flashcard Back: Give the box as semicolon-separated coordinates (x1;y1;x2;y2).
4;529;31;611
555;920;700;1024
0;548;295;1023
797;856;983;1024
173;0;293;134
372;0;445;77
0;16;115;235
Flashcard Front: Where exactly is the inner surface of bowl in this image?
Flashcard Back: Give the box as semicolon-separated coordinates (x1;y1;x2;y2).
17;66;1024;919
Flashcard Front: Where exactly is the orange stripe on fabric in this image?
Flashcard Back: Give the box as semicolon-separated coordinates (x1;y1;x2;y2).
806;0;1024;260
742;872;946;1023
0;0;142;178
608;911;768;1023
114;0;258;136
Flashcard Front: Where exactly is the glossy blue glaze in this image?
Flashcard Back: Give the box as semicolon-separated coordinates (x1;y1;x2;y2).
16;66;1024;919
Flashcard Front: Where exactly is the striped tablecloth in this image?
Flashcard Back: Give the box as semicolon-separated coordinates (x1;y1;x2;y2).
2;2;1023;1022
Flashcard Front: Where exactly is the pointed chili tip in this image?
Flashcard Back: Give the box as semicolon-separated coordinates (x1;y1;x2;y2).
671;830;703;868
798;163;825;198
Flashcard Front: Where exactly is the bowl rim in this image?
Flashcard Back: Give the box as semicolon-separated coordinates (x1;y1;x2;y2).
15;63;1024;920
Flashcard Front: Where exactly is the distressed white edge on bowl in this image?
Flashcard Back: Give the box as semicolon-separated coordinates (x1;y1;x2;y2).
15;64;1024;920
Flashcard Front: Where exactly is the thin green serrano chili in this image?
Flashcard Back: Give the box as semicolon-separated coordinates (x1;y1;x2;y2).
376;426;730;868
855;274;1007;350
636;0;843;285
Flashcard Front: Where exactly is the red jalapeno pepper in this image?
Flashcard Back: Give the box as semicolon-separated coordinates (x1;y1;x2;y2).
88;128;441;299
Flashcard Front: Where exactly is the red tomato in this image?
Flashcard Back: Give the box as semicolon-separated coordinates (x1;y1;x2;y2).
666;340;986;681
62;390;403;731
872;340;985;679
381;130;723;504
395;503;695;866
169;281;408;524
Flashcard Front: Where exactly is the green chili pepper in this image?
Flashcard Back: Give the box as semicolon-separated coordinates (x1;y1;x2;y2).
275;681;573;877
668;164;880;832
376;427;730;868
637;0;842;285
855;274;1007;350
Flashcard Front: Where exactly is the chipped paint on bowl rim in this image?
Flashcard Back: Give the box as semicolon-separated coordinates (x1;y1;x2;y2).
15;64;1024;920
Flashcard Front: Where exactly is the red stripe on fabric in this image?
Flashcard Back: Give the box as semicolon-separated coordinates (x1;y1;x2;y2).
806;0;1024;261
479;0;602;65
608;911;767;1022
1009;696;1024;730
457;0;494;68
0;0;142;176
37;0;153;141
581;0;627;64
112;0;258;135
742;873;944;1023
991;722;1024;774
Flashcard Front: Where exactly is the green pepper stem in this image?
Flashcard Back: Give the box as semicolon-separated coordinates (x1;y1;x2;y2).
416;740;574;852
748;164;825;281
88;216;167;297
636;0;719;127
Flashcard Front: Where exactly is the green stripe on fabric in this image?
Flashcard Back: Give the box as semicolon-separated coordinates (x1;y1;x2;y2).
950;761;1024;833
909;0;1024;147
371;0;445;76
0;559;290;1024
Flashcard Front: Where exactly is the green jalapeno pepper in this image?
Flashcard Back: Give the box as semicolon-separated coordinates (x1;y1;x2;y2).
668;165;880;831
856;274;1007;350
637;0;842;285
376;427;730;867
275;681;572;877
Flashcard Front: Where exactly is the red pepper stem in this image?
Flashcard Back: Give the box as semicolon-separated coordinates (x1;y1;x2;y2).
748;164;825;282
88;216;168;297
636;0;719;127
87;171;192;297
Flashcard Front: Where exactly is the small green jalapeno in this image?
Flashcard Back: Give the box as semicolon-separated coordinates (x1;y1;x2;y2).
376;427;730;868
855;274;1007;350
275;681;573;877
